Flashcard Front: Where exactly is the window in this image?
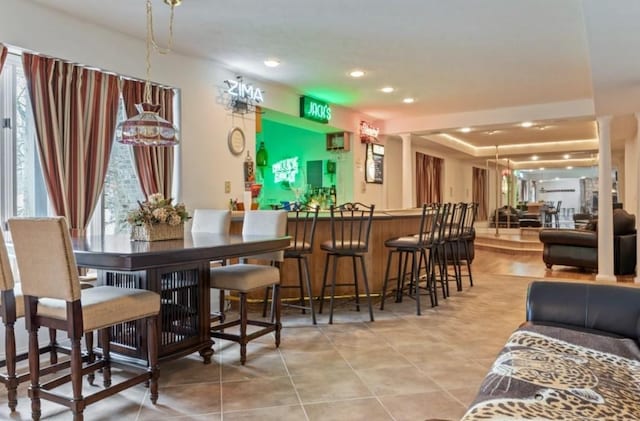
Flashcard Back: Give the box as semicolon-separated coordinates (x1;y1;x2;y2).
0;54;50;228
2;53;176;235
90;100;144;236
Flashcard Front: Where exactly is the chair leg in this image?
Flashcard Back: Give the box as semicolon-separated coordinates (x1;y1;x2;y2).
411;250;421;316
5;321;17;411
86;332;95;385
147;316;159;404
297;258;306;314
399;251;410;301
70;338;85;421
218;288;226;323
301;256;317;325
380;249;394;310
28;327;41;421
318;253;331;314
100;329;111;388
239;293;248;365
274;284;282;347
352;255;360;312
261;286;271;318
358;255;374;322
463;240;474;287
329;254;338;324
48;328;58;365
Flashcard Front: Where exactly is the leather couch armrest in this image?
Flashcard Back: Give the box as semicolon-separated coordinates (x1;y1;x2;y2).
526;281;640;341
539;229;597;247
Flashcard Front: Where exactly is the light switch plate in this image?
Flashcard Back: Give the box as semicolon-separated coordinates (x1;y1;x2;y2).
224;181;231;193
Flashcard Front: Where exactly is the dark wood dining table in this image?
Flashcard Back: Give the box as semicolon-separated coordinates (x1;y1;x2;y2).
71;232;290;364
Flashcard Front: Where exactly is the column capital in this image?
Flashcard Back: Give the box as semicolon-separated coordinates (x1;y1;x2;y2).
596;115;612;126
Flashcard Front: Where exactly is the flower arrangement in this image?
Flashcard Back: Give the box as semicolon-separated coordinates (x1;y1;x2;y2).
127;194;190;241
127;193;190;227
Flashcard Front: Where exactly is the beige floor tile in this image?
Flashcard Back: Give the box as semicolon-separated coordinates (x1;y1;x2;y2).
416;359;489;390
280;349;351;375
291;369;372;403
379;391;468;421
159;354;221;385
221;377;298;412
304;398;392;421
223;405;307;420
336;344;414;370
356;366;442;396
221;353;288;382
138;382;221;420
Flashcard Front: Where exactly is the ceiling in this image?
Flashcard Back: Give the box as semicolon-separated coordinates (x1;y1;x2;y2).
25;0;640;166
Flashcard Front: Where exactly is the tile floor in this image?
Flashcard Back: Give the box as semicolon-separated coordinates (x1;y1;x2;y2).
0;273;537;420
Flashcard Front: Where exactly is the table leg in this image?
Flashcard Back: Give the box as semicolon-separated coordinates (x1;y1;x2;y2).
198;344;214;364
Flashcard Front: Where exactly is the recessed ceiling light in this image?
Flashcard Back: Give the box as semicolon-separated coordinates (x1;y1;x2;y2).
555;177;560;181
539;167;545;170
521;121;534;128
402;97;415;104
563;154;570;159
263;58;280;67
349;70;365;78
381;86;394;93
459;127;472;133
566;166;573;170
531;155;539;161
485;130;501;135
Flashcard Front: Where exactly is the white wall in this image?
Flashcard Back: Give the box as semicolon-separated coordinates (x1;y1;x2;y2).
625;137;637;212
535;178;581;213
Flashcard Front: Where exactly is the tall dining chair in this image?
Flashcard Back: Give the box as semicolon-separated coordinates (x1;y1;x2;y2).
458;202;477;288
318;202;375;324
443;202;466;294
192;209;232;322
0;230;74;412
9;217;160;421
262;205;319;324
209;210;287;365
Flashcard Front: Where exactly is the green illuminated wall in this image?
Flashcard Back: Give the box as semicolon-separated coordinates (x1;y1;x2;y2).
256;119;348;208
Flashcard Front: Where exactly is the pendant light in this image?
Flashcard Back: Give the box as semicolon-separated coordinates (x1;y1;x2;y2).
116;0;181;146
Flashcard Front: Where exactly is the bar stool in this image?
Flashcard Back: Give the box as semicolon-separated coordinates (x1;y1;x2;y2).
318;203;375;324
9;217;160;421
209;210;287;365
458;202;477;288
380;203;441;315
262;205;319;324
444;202;466;294
192;209;231;322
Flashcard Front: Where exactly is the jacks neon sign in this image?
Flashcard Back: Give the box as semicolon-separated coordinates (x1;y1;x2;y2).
300;96;332;124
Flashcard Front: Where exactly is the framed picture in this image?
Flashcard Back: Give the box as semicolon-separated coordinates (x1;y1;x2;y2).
365;143;384;184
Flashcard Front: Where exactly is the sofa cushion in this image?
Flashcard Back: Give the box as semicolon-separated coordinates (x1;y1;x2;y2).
539;229;597;248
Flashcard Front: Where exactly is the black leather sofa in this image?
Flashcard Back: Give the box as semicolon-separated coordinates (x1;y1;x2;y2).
489;206;520;228
462;281;640;420
539;208;636;275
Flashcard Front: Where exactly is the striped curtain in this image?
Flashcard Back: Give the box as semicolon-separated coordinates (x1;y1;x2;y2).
0;44;7;74
415;152;442;205
472;167;488;221
121;79;175;199
22;53;120;235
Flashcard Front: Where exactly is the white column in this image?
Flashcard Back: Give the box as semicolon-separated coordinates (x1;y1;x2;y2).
401;134;413;208
625;113;640;283
596;116;616;282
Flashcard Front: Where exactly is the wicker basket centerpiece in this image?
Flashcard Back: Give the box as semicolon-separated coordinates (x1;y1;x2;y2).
127;193;190;242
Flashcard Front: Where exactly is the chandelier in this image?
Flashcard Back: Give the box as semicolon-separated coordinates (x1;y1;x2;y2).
116;0;181;146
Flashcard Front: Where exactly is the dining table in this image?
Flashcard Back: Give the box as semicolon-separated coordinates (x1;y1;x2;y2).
70;232;290;364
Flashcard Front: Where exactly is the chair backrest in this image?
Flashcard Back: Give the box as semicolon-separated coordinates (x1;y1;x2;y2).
191;209;231;234
415;203;441;246
0;230;15;292
435;203;451;244
555;201;562;212
445;202;466;240
242;210;288;262
462;202;477;238
8;217;81;302
286;205;319;254
329;202;375;251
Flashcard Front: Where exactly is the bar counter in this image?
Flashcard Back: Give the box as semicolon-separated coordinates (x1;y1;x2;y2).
230;209;424;299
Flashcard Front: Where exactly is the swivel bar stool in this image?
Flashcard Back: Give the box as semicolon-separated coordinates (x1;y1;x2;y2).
318;203;375;324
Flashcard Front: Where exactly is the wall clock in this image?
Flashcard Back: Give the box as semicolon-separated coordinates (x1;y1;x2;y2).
227;127;246;156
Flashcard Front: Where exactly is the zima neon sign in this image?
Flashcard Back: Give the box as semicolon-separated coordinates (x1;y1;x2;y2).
224;79;265;103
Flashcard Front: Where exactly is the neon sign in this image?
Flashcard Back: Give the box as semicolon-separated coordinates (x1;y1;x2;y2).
272;157;299;184
300;96;332;124
360;120;380;143
224;78;265;103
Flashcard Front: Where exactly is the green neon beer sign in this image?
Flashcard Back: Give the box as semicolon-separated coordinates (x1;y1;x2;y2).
300;96;332;124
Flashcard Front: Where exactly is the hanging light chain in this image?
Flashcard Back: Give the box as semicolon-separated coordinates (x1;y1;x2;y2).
143;0;177;103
